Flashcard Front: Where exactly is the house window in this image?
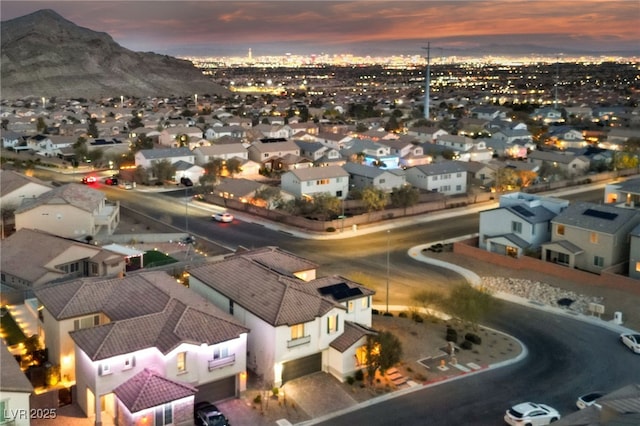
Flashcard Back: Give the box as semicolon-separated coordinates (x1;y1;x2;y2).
155;403;173;426
74;314;100;330
123;356;134;370
316;179;329;185
347;301;354;313
213;345;229;360
636;261;640;272
590;232;598;244
307;181;313;186
511;221;522;234
457;172;462;177
229;300;234;315
432;175;438;181
556;224;565;235
355;346;367;367
90;263;99;275
100;362;111;376
557;252;570;265
177;352;187;373
379;178;386;184
327;315;339;334
336;190;343;197
594;256;605;267
291;323;304;340
361;296;370;309
456;185;462;191
440;185;450;192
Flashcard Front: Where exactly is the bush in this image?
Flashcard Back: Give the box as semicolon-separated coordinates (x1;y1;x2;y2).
372;309;380;315
398;311;408;318
326;227;336;232
412;313;424;323
354;369;364;381
383;312;394;317
465;333;482;345
346;376;355;385
460;340;473;350
253;394;262;404
446;327;458;343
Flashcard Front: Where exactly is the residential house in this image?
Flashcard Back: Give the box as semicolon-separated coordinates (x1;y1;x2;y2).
377;138;431;168
0;169;53;211
456;117;490;137
484;138;529;159
406;126;448;144
547;126;586;149
247;139;300;169
405;161;468;195
531;107;564;124
1;130;25;149
463;161;498;188
14;183;120;239
294;140;344;167
604;177;640;207
193;143;249;166
564;106;593;121
312;131;353;150
479;193;569;257
35;271;249;425
527;150;590;178
0;228;126;300
341;139;400;169
0;340;33;426
491;128;533;145
541;202;640;273
605;127;640;147
630;224;640;279
134;147;195;170
343;162;406;193
204;125;246;141
26;135;74;157
158;126;203;147
187;247;376;386
213;178;276;206
281;165;350;200
173;160;205;185
470;106;508;121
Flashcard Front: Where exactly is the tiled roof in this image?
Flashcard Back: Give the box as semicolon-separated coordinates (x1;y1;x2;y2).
305;275;375;302
38;271;248;360
1;340;33;393
411;160;467;175
286;165;349;181
0;169;52;197
138;147;193;159
329;321;377;353
189;252;339;326
114;368;197;413
14;182;105;214
0;228;124;286
228;246;318;276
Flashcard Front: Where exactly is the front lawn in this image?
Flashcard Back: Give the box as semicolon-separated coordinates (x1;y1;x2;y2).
0;307;27;346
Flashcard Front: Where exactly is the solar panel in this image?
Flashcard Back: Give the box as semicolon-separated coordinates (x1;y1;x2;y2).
318;283;363;301
583;208;618;221
512;205;534;217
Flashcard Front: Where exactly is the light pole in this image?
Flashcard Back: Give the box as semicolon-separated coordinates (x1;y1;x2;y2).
386;229;390;314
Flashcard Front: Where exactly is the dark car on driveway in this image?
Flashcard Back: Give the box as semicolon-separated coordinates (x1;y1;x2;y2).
194;401;230;426
180;177;194;187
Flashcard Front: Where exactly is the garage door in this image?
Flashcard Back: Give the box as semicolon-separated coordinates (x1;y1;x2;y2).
196;375;236;403
281;353;322;384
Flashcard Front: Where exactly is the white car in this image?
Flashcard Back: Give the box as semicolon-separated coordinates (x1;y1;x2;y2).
504;402;560;425
576;391;603;410
620;333;640;354
212;212;234;223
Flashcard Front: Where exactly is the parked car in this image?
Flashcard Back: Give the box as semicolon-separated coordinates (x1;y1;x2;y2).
576;391;603;410
620;333;640;354
504;402;560;425
81;176;97;184
194;401;230;426
118;181;133;190
213;212;234;223
180;176;194;187
105;177;118;185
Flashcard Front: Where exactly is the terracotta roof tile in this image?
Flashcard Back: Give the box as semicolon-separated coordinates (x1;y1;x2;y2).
113;368;197;413
329;321;377;353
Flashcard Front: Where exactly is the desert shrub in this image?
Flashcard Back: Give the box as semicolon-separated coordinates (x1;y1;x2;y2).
412;312;424;323
398;311;408;318
253;394;262;404
465;333;482;345
326;227;336;232
446;327;458;343
346;376;355;385
383;312;394;317
354;369;364;381
460;340;473;350
372;309;380;315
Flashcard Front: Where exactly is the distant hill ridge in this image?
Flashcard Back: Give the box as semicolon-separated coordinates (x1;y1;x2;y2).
0;9;229;99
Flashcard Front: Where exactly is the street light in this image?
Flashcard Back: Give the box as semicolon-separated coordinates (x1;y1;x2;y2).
386;229;390;314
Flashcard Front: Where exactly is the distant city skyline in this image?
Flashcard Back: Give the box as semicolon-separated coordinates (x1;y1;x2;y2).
2;1;639;58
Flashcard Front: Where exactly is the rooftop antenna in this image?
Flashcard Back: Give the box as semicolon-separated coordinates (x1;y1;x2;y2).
422;42;431;121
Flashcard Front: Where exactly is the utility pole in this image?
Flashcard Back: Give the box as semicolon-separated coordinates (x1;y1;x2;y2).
422;43;431;121
386;230;391;314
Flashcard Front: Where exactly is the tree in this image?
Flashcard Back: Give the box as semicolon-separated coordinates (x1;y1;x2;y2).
87;118;99;138
150;159;176;183
253;186;282;209
226;158;242;177
390;186;419;214
495;167;518;191
412;289;445;316
444;283;499;329
36;117;47;133
133;166;149;184
516;170;538;188
309;193;341;221
202;158;225;186
361;187;389;215
73;137;88;163
364;331;403;385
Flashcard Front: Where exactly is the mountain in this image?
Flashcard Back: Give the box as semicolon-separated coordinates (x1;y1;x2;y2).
0;9;229;99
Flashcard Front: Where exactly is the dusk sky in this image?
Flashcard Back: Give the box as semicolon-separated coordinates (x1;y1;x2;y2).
2;1;639;57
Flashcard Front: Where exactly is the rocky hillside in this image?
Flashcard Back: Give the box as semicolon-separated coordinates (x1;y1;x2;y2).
1;9;229;99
